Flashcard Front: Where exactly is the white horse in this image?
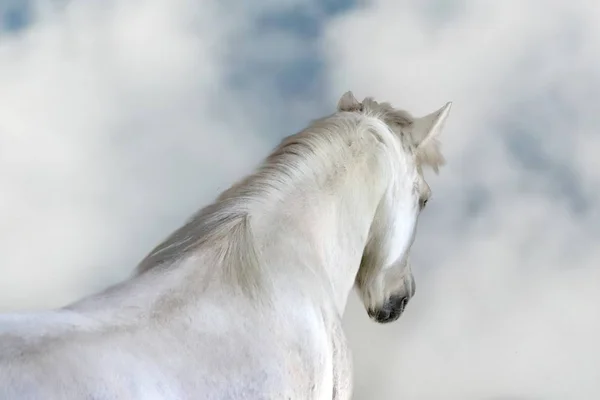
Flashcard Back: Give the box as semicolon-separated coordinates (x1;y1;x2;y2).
0;91;451;399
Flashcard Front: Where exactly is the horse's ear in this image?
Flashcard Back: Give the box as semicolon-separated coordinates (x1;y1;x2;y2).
411;102;452;173
337;91;363;112
411;102;452;149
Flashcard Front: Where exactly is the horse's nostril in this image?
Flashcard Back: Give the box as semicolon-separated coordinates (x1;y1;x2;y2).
399;297;408;313
391;295;409;309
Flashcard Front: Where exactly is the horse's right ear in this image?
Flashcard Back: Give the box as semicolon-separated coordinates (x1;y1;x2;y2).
337;91;363;112
411;102;452;149
411;102;452;173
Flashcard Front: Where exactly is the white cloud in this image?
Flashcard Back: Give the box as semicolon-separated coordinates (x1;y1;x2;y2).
325;0;600;398
0;0;268;310
3;0;600;398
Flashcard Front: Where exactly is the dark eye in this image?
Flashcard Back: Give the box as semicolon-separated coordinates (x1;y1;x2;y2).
419;198;429;209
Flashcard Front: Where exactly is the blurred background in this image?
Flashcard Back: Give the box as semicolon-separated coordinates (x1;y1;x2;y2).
1;0;599;398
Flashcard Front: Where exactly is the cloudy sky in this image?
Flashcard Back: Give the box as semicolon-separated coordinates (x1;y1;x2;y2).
1;0;599;398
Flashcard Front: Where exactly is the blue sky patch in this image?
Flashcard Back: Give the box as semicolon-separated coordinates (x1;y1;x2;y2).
225;0;358;137
0;0;30;32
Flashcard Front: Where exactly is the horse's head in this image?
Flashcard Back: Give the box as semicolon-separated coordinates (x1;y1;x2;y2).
338;91;451;324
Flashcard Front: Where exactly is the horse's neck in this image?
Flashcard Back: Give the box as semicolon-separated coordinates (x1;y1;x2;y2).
251;143;388;315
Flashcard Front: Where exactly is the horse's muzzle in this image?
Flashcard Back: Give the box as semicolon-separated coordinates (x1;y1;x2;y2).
368;295;409;324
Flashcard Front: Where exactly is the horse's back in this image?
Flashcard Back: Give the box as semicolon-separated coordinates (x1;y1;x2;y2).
0;309;190;398
0;295;338;399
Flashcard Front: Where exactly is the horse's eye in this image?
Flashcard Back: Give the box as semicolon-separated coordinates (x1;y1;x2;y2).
420;198;429;209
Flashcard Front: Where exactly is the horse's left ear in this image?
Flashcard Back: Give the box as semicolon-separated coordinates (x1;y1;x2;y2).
411;102;452;149
337;91;363;112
